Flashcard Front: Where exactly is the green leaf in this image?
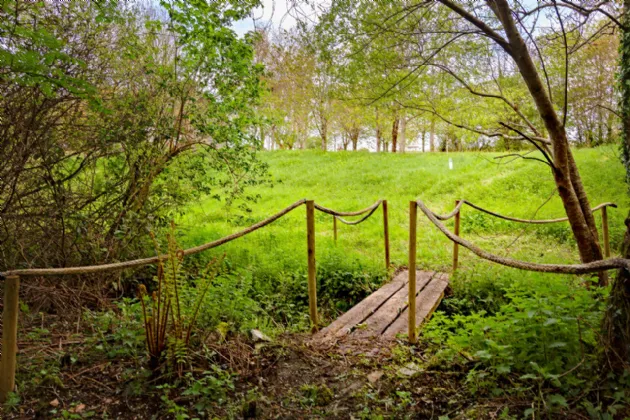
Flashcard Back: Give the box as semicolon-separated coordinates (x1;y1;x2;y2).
547;394;568;407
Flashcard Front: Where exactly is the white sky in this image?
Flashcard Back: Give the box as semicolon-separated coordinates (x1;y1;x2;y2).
233;0;325;36
232;0;554;37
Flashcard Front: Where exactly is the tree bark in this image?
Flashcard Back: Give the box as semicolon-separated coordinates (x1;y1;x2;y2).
351;127;359;151
490;0;606;284
602;217;630;371
602;0;630;371
400;117;407;153
430;117;435;152
375;108;382;152
391;116;399;153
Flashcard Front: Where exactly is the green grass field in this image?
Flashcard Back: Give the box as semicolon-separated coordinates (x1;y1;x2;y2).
178;147;627;274
173;146;627;331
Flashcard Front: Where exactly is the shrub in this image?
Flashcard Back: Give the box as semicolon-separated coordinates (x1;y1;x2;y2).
424;272;607;396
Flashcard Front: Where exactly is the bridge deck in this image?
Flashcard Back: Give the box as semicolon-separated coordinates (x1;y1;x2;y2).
313;270;448;344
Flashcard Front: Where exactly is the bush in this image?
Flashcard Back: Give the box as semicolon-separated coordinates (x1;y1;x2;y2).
424;271;608;398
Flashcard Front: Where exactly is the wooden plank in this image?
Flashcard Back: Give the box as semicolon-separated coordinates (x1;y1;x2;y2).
383;200;390;269
0;275;20;403
381;273;449;340
408;201;418;343
313;271;408;343
306;200;318;332
351;271;435;340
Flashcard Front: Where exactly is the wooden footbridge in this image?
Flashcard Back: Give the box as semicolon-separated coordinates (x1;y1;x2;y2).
0;197;625;402
313;270;449;345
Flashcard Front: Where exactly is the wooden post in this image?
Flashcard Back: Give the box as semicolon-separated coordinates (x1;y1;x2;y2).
383;200;390;269
0;275;20;403
408;201;417;344
453;200;461;272
602;206;610;258
306;201;318;332
333;216;338;244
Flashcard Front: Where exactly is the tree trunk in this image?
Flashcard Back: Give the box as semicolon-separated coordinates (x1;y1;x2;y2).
400;117;407;153
391;116;399;153
602;0;630;371
375;108;382;152
493;0;606;285
430;118;435;152
602;216;630;371
351;128;359;151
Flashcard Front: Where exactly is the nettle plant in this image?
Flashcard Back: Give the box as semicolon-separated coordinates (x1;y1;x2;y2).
138;226;223;374
424;274;607;396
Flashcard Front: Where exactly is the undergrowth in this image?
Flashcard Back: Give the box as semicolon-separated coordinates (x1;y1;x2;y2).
422;265;630;418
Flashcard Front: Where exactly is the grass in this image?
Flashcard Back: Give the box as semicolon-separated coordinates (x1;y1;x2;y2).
177;146;628;284
7;146;629;419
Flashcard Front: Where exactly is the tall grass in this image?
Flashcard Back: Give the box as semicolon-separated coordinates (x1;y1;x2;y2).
178;146;627;279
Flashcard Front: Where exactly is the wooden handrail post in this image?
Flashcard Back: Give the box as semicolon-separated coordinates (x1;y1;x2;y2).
453;200;461;272
602;206;610;258
333;216;338;244
1;275;20;403
306;201;318;332
408;201;417;344
383;200;390;269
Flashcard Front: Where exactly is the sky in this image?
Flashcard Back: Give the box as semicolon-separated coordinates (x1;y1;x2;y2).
232;0;324;36
232;0;555;37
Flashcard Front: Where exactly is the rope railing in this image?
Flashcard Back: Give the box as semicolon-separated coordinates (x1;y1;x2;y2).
415;199;627;275
316;199;390;267
0;198;389;401
433;200;465;221
314;199;382;217
429;198;616;271
431;200;616;223
336;206;380;225
0;199;308;278
459;200;617;224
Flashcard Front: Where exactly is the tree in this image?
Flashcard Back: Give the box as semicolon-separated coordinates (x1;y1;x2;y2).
602;0;630;372
0;0;266;274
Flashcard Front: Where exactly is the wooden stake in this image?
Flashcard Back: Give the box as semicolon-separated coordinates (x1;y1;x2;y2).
383;200;390;269
408;201;417;344
0;275;20;403
306;201;318;332
602;206;610;258
453;200;461;272
333;216;338;243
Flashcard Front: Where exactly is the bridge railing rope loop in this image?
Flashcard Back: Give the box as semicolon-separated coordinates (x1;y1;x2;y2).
314;199;390;269
414;199;624;275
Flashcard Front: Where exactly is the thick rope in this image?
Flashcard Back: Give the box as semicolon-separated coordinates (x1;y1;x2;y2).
1;199;307;278
433;200;465;221
416;200;630;274
315;200;382;217
335;204;381;225
434;200;617;224
460;200;617;224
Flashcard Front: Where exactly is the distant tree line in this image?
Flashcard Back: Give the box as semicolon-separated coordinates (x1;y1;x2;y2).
255;5;620;153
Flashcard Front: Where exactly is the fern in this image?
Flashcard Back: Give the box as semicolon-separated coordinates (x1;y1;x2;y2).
138;223;223;374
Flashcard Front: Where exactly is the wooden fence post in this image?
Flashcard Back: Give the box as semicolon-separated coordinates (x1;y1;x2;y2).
306;201;318;332
333;216;338;244
0;275;20;403
453;200;461;272
602;206;610;258
383;200;390;269
408;201;417;344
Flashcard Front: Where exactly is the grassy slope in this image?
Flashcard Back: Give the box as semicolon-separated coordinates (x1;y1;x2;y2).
178;146;627;276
